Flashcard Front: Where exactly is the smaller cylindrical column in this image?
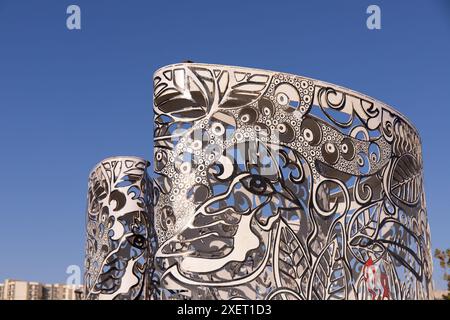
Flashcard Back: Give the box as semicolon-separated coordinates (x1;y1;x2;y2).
84;156;155;300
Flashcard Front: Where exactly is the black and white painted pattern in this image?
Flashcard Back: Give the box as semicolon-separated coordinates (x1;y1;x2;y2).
84;156;155;300
84;63;432;300
151;63;432;300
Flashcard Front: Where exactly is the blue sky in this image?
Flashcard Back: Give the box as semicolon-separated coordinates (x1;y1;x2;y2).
0;0;449;289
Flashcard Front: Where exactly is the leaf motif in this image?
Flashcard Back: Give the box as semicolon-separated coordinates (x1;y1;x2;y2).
274;219;310;299
309;230;353;300
378;219;423;281
326;257;351;300
154;68;209;120
154;67;271;121
154;86;208;119
349;202;381;240
389;154;422;205
348;202;386;263
220;73;270;109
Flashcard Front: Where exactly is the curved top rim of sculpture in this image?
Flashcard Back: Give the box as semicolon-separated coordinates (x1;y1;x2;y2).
154;62;419;135
88;155;150;175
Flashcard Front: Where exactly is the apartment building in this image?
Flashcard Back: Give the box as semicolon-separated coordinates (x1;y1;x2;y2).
0;279;82;300
44;283;82;300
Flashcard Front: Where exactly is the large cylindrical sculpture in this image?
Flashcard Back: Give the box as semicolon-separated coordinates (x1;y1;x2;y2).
84;156;155;300
152;63;433;300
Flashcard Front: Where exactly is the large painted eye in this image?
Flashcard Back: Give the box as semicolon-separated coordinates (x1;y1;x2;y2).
301;118;322;146
127;234;147;249
340;138;355;161
322;142;339;164
241;175;275;196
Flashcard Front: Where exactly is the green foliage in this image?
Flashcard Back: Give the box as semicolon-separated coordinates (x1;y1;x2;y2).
434;248;450;300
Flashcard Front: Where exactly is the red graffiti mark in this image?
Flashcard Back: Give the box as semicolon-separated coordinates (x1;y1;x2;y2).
380;273;390;299
363;258;390;300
